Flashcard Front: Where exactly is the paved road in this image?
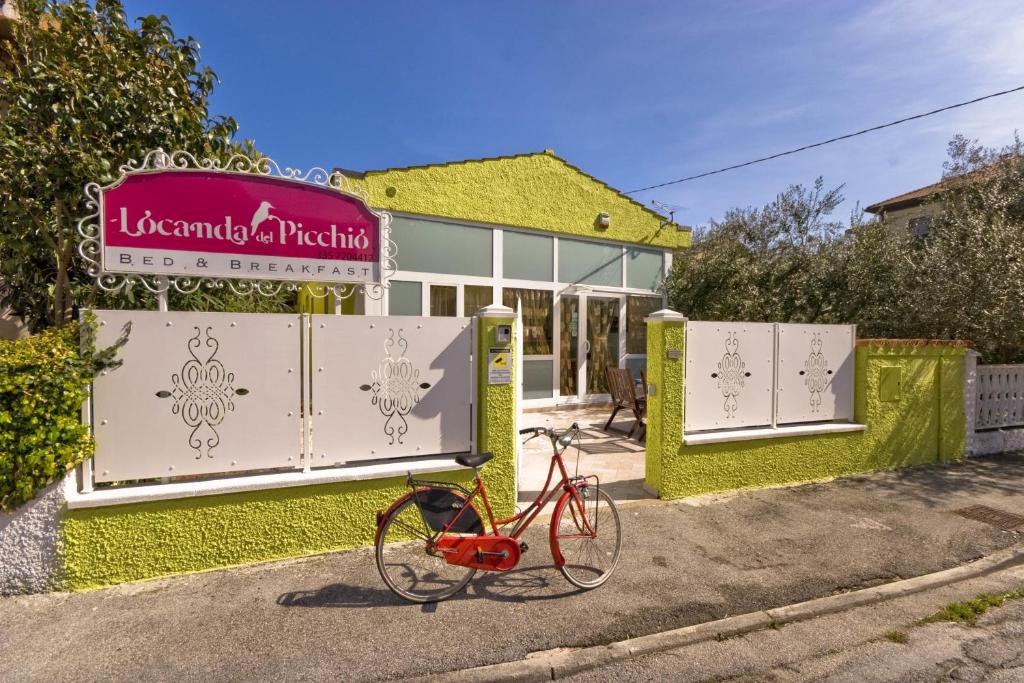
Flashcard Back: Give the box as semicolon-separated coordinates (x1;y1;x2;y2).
567;556;1024;682
2;455;1023;681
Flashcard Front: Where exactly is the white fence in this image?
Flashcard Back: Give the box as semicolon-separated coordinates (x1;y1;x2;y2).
89;310;474;484
975;364;1024;430
684;321;855;433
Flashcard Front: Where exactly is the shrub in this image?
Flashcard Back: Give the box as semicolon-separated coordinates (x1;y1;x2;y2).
0;318;126;510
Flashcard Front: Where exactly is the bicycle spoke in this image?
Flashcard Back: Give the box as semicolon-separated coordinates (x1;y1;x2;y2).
554;487;622;590
376;498;476;603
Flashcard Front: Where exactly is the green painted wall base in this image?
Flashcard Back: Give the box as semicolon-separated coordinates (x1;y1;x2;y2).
62;472;473;590
647;321;969;500
59;311;519;591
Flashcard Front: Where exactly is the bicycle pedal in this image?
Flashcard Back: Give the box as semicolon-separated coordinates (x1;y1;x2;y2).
519;541;529;554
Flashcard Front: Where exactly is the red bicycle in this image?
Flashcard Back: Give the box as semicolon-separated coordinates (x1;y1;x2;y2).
374;422;623;603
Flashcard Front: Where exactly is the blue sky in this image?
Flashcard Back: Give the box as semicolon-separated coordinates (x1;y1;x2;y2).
125;0;1024;227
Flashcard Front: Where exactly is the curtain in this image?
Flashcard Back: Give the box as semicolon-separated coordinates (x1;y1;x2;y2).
463;285;493;317
587;299;617;394
626;296;662;354
502;288;552;355
429;285;457;316
560;296;578;395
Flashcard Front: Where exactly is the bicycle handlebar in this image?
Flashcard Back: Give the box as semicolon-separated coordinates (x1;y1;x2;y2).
518;422;579;441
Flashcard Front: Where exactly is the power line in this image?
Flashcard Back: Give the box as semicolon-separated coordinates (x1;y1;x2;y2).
625;85;1024;195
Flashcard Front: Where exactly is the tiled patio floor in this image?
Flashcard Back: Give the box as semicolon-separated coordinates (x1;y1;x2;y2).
518;405;653;505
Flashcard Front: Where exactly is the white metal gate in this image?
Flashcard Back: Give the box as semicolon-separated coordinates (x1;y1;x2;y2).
91;310;304;482
976;365;1024;430
309;315;473;467
684;321;775;431
775;324;855;425
88;310;475;484
684;321;856;433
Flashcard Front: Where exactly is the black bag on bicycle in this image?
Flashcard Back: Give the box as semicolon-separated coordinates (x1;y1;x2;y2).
411;484;484;534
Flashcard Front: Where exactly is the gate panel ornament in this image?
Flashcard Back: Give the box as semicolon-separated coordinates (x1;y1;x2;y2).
156;326;250;459
90;310;302;483
312;316;473;467
715;332;747;418
360;329;433;445
684;321;775;432
77;149;396;301
775;323;855;425
803;333;831;413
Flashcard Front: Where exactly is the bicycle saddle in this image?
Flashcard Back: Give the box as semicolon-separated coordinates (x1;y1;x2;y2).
455;452;494;468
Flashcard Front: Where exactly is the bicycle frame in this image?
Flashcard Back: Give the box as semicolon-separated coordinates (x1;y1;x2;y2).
399;434;598;570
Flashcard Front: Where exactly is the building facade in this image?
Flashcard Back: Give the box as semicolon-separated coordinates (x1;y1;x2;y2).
338;150;691;407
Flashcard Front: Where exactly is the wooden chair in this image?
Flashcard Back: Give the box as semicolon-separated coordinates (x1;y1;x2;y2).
604;366;646;439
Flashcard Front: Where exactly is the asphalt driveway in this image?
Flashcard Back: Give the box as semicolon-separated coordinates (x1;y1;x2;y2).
2;454;1023;681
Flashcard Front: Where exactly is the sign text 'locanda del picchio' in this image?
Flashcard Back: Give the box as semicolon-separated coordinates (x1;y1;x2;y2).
99;170;382;284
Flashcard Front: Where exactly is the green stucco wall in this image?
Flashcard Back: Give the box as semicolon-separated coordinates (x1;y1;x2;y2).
647;325;969;500
59;311;518;591
61;473;473;590
643;318;686;492
295;285;360;315
474;312;518;519
359;151;690;251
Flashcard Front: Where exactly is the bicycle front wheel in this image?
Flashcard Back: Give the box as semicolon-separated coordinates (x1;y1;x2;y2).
551;485;622;589
375;496;476;603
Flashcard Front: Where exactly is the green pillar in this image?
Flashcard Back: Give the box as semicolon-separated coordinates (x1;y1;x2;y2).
644;309;687;497
475;304;518;517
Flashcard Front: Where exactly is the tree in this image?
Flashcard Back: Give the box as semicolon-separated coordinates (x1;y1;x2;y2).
0;0;263;329
665;135;1024;363
666;178;849;322
891;135;1024;362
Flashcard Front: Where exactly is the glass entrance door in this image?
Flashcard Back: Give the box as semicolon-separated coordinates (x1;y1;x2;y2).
583;295;621;396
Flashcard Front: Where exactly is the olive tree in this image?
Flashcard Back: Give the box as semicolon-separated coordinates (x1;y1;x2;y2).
666;178;850;322
0;0;263;329
892;136;1024;362
665;136;1023;362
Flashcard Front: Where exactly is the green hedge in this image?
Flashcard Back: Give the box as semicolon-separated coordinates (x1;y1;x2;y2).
0;318;125;511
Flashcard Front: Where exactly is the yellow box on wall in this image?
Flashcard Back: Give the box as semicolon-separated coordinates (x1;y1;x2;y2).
879;365;902;402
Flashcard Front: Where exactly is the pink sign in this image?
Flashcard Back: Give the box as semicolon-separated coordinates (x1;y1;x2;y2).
100;170;381;283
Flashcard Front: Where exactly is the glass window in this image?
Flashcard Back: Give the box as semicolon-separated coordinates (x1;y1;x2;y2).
909;216;931;238
391;216;492;277
503;231;553;281
463;285;493;317
429;285;457;317
523;360;554;400
502;288;552;355
558;238;622;286
388;280;422;316
626;296;663;353
626;248;664;290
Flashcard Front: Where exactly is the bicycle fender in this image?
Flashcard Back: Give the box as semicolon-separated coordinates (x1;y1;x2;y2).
374;492;416;546
549;490;573;568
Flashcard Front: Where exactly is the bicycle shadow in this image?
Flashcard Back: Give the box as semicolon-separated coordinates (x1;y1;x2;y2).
275;565;583;609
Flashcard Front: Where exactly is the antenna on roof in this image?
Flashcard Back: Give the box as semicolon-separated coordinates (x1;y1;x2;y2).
651;200;685;229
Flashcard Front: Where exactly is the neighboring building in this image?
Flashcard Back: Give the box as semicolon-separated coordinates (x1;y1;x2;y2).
863;164;1006;237
864;179;946;238
336;149;691;408
0;0;18;40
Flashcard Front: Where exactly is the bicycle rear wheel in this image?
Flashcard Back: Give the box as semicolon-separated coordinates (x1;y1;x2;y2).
551;485;622;589
375;497;476;603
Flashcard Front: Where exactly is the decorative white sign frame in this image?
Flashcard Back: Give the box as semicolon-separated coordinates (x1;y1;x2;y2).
77;148;397;301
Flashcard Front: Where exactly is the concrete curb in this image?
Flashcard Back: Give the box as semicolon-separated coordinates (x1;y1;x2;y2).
418;544;1024;682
